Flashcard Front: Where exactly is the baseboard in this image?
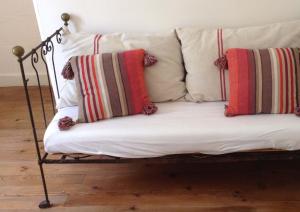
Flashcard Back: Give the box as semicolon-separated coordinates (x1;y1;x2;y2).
0;73;48;87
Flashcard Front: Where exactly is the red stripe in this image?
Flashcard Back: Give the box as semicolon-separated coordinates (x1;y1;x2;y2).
96;34;102;54
286;48;295;113
220;28;227;101
282;49;289;114
220;70;224;101
217;29;224;101
91;55;105;119
80;56;95;122
248;50;256;114
226;49;241;115
123;52;139;113
217;29;221;58
75;57;88;122
86;56;99;120
275;49;284;113
220;29;224;55
237;49;250;114
221;69;226;101
122;50;145;113
93;34;99;54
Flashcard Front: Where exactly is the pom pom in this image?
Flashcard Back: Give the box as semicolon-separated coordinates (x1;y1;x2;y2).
214;55;228;70
224;105;235;117
295;107;300;116
143;103;158;115
61;61;74;80
144;53;158;67
58;116;75;131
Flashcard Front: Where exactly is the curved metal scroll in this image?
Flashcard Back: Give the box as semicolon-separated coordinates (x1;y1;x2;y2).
41;42;55;114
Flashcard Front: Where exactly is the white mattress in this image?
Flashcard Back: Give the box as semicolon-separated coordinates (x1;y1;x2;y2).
44;102;300;158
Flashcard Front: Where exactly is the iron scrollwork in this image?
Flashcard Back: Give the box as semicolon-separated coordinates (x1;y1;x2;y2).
55;30;62;44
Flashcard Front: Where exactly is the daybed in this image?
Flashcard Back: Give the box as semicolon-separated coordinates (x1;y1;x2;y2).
12;13;300;209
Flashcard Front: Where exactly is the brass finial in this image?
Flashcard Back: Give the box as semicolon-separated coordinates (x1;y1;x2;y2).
61;13;70;26
12;46;25;58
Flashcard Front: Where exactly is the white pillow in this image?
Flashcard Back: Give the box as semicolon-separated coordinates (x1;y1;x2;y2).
57;31;186;108
176;20;300;102
56;32;94;108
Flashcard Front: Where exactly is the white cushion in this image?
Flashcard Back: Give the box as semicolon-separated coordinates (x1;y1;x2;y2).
57;32;95;108
176;20;300;102
57;31;186;108
45;102;300;158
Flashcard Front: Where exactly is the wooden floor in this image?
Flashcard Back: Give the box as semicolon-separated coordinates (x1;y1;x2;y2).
1;87;300;211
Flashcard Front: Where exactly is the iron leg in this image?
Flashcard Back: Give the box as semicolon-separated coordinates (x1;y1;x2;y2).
38;163;52;209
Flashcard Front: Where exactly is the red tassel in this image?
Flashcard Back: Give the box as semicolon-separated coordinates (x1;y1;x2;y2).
295;107;300;116
143;103;158;115
214;55;228;70
61;60;74;80
144;53;158;67
58;116;75;131
224;105;235;117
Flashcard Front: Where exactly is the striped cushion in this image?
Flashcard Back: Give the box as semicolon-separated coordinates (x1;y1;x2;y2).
226;48;300;116
70;49;157;123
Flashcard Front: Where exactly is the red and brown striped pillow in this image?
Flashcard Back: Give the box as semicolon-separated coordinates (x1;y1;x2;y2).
69;49;157;123
225;48;300;116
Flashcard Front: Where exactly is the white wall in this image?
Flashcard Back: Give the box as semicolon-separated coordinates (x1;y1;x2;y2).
34;0;300;37
0;0;45;87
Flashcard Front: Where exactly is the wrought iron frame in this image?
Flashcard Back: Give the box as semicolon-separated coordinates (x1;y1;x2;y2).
12;13;300;209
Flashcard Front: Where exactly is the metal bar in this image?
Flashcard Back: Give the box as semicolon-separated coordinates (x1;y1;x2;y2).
18;55;51;209
31;51;47;127
12;13;71;209
38;163;51;207
18;60;42;161
41;153;49;162
49;40;60;98
42;151;300;164
61;155;67;160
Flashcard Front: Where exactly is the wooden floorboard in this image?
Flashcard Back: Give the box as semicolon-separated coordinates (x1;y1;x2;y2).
1;86;300;211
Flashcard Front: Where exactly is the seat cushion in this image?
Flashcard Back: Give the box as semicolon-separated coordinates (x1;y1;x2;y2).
44;102;300;158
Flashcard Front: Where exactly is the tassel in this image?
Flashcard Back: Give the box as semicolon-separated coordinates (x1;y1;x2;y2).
143;103;158;115
214;55;228;70
58;116;75;131
61;60;74;80
144;53;158;67
224;105;235;117
295;107;300;116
